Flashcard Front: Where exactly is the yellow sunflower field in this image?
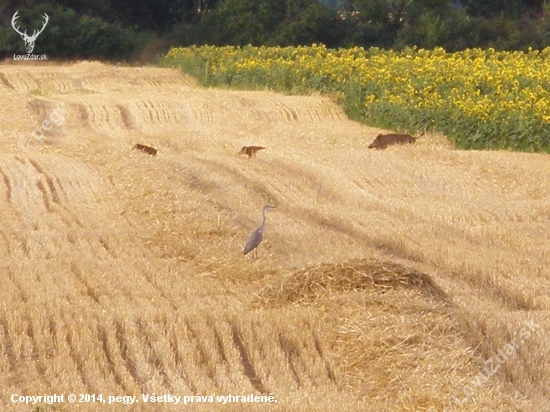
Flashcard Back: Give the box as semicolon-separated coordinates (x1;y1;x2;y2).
162;44;550;152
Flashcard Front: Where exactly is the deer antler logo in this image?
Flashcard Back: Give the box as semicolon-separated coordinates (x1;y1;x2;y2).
11;11;49;54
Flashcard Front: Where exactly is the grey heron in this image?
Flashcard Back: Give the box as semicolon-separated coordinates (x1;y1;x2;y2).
243;205;275;256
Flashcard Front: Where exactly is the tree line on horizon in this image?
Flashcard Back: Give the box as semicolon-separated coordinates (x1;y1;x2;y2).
1;0;550;61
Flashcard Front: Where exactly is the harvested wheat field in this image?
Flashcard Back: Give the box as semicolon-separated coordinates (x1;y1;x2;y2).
0;61;549;411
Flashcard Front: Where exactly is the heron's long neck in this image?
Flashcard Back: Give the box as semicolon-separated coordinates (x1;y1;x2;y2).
260;209;267;231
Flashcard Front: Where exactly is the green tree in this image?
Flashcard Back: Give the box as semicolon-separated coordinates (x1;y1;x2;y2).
273;3;345;47
0;4;143;59
197;0;269;45
190;0;343;46
344;0;401;48
463;0;544;17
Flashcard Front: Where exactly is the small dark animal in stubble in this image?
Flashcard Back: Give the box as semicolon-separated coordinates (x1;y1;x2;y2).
368;134;416;150
239;146;265;158
133;143;158;156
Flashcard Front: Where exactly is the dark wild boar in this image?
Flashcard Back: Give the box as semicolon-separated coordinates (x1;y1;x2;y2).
368;134;416;150
239;146;266;158
133;143;158;156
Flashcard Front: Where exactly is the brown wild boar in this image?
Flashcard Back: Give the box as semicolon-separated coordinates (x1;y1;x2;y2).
239;146;266;158
133;143;158;156
368;134;416;150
